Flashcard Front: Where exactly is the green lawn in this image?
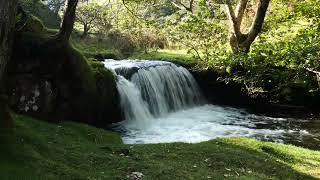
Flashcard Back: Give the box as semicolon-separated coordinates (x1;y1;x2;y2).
0;115;320;179
130;49;196;66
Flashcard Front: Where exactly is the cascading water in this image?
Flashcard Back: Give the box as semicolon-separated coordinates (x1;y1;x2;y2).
104;59;316;147
116;76;153;127
104;60;203;124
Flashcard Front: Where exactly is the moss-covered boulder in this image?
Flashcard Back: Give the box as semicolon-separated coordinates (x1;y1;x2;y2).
89;60;121;125
6;15;121;126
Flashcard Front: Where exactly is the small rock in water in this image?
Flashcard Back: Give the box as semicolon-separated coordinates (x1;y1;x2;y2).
128;172;144;180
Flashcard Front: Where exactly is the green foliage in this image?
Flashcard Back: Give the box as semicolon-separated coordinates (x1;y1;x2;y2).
70;33;123;59
19;14;45;33
19;0;61;28
75;2;103;36
0;114;319;179
203;0;320;103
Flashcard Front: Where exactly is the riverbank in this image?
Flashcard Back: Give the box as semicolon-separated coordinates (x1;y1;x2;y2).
1;115;319;179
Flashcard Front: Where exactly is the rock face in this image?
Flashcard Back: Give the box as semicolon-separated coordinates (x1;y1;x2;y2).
189;68;254;106
6;15;121;126
10;76;54;115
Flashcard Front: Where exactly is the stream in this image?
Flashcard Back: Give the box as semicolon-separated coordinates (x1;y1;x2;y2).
104;60;320;150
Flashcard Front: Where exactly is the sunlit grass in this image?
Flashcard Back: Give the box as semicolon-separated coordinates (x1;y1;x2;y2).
130;49;196;65
0;115;319;179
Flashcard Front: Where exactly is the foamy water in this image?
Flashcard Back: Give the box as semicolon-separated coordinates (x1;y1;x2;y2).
116;105;310;144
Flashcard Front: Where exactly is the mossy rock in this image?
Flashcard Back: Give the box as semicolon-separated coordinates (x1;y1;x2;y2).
89;61;121;125
20;15;45;33
7;15;121;126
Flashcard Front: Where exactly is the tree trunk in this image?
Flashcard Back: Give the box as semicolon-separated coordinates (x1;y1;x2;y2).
82;24;89;38
0;0;19;128
226;0;270;53
56;0;79;44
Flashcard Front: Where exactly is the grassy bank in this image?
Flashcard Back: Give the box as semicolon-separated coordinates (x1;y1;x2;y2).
0;115;319;179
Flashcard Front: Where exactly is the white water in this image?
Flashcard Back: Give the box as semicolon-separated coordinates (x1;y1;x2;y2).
119;105;290;144
116;76;153;128
104;60;311;145
104;59;203;122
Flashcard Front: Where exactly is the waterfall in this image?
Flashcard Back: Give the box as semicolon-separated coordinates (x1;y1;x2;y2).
104;60;204;124
103;60;313;145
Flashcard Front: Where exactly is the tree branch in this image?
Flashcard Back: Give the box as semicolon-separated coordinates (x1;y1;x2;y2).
235;0;248;29
225;0;240;36
171;0;194;12
243;0;270;47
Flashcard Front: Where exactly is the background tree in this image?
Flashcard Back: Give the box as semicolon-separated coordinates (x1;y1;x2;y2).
221;0;271;53
76;2;102;37
0;0;19;128
96;7;114;34
166;0;270;55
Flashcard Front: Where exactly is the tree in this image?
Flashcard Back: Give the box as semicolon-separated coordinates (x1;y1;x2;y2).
166;0;270;54
56;0;79;44
223;0;271;53
0;0;19;128
76;2;101;37
96;8;114;34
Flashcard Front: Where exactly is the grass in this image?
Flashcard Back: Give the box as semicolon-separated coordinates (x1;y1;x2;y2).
0;115;320;179
69;32;196;67
130;49;196;65
70;34;121;60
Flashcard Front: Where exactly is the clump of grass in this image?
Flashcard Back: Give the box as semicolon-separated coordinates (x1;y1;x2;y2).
0;115;319;179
